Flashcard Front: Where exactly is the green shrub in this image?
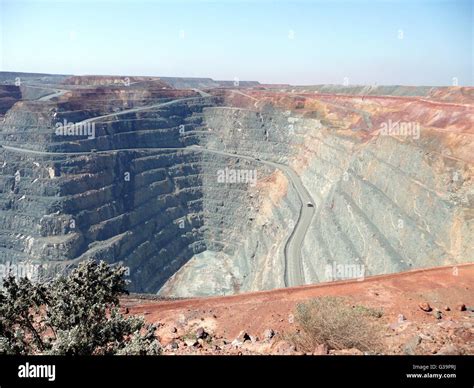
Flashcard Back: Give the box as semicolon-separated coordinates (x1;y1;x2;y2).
0;260;160;355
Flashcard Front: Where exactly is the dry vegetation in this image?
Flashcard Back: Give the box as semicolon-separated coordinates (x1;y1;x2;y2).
288;296;385;353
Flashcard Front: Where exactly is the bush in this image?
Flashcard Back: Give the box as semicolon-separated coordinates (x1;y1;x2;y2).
0;260;161;355
289;296;383;353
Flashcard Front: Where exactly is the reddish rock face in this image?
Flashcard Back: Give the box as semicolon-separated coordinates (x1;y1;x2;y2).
313;343;329;355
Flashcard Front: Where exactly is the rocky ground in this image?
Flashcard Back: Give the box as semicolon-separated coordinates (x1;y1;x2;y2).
122;264;474;355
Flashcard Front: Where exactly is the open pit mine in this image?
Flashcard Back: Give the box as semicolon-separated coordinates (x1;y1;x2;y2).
0;72;472;297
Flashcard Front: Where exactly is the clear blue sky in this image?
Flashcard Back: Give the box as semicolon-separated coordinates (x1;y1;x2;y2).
0;0;472;85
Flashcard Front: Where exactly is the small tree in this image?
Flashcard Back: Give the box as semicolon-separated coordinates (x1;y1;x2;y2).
0;276;48;354
0;260;160;355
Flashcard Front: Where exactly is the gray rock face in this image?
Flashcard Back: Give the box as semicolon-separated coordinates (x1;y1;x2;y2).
0;87;293;294
0;76;472;296
0;86;22;115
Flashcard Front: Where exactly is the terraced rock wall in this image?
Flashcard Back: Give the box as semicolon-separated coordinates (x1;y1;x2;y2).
0;81;472;296
0;87;297;294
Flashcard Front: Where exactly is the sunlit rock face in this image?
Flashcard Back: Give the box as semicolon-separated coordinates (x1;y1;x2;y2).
0;73;472;295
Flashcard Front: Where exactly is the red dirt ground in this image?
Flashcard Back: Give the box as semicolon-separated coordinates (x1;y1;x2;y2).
123;263;474;343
